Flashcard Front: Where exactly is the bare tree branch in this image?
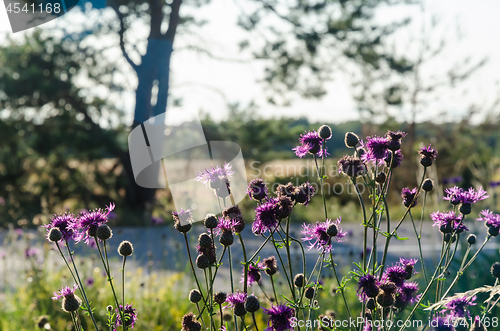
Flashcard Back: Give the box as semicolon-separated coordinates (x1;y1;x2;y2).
109;2;138;70
165;0;182;42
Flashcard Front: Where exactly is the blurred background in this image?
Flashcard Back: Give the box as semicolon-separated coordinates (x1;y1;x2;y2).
0;0;499;226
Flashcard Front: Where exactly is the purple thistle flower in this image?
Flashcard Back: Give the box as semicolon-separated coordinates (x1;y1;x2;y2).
384;149;404;168
195;163;234;186
293;131;329;158
364;136;389;162
401;187;419;208
274;196;294;220
338;155;365;177
477;210;500;230
384;264;407;288
225;291;247;308
173;208;193;225
215;216;234;236
399;257;418;279
386;131;407;151
444;186;489;205
395;282;419;308
252;201;278;235
241;262;265;287
431;211;468;234
70;203;115;244
444;295;476;318
357;274;380;301
419;144;438;161
293;182;316;206
52;284;79;300
247;178;268;201
263;304;295;331
115;303;138;329
45;213;77;242
301;218;347;252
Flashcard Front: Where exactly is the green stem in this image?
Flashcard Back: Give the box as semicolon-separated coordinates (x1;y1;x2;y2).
329;250;353;330
252;313;260;331
122;256;127;331
239;233;249;294
228;246;239;331
409;210;428;284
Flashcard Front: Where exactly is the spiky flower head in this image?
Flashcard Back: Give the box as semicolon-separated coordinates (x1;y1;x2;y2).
394;282;419;309
263;256;278;276
195;163;234;188
431;211;468;234
214;292;227;305
384;150;404;169
70;203;115;243
252;201;278;235
477;210;500;235
45;213;76;243
222;205;245;233
276;183;296;200
363;136;389;163
263;304;295;331
52;284;81;313
293;182;316;206
301;218;347;252
444;295;476;318
181;312;201;331
241;262;265;287
115;304;138;329
401;187;418;208
385;131;407;151
418;144;438;167
274;196;294;220
293;130;329;158
357;274;380;300
247;178;268;201
338;155;365;178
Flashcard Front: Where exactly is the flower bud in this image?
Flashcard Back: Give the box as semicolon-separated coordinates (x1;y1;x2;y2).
233;303;247;316
459;203;472;215
96;224;113;241
189;289;202;303
219;232;234;247
326;224;338;237
491;262;500;278
196;254;210;269
375;172;386;185
62;295;81;312
344;132;359;148
294;273;305;287
48;227;63;242
198;233;212;248
204;214;218;229
467;234;477;245
214;292;227;305
118;241;133;257
422;179;434;192
305;287;315;300
245;295;260;313
318;125;332;140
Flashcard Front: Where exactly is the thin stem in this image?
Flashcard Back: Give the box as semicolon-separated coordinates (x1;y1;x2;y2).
122;256;127;331
228;246;239;331
270;275;278;304
409;210;428;284
329;250;353;330
252;313;260;331
239;233;249;294
195;303;207;330
183;233;208;310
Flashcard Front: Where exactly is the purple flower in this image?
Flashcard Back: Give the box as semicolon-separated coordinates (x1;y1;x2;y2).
384;264;407;287
362;136;389;163
395;282;419;308
115;304;138;329
490;180;500;188
173;208;193;226
444;186;489;205
196;163;234;198
399;257;418;279
222;205;245;233
252;201;278;235
247;178;268;201
477;210;500;230
301;218;347;252
419;144;438;167
273;196;294;220
25;247;41;258
293;131;329;158
338;155;365;177
293;182;316;206
215;217;234;236
263;304;295;331
384;149;404;168
401;187;419;208
444;295;476;318
431;211;468;234
85;278;94;287
45;213;77;242
357;274;380;301
225;291;247;308
71;203;115;243
241;262;265;287
386;131;407;151
52;284;79;300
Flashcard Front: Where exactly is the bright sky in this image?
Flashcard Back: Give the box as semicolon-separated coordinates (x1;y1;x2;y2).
1;0;499;124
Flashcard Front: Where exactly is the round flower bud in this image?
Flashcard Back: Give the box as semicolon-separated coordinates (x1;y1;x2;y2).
204;214;218;229
219;232;234;247
491;262;500;278
245;295;260;313
305;287;315;300
459;203;472;215
107;305;113;312
444;233;456;243
198;233;212;248
375;172;387;185
345;132;360;148
87;225;98;238
118;241;133;257
174;220;191;234
366;298;376;310
294;273;305;288
196;254;210;269
233;303;247;316
422;179;434;192
62;295;81;312
48;227;63;242
189;322;202;331
318;125;332;140
96;224;113;241
223;313;232;321
467;234;477;245
420;157;433;168
488;226;500;237
214;292;227;305
326;224;338;237
189;289;202;303
376;292;394;308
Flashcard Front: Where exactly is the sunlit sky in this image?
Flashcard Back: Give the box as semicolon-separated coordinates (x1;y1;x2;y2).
1;0;499;124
